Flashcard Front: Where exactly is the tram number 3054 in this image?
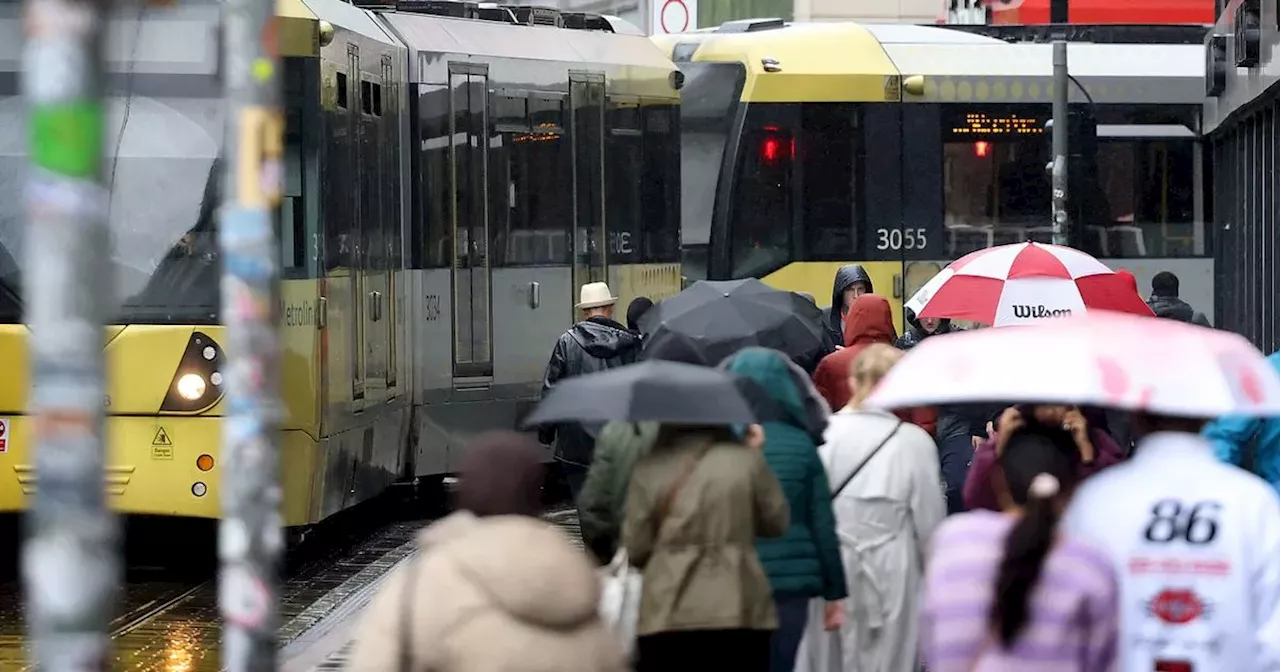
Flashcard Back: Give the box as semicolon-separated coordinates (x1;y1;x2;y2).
876;228;928;251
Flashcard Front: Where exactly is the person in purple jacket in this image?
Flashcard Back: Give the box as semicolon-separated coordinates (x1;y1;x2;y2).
920;423;1120;671
963;404;1125;512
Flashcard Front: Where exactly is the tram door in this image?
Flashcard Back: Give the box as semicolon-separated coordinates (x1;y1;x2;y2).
348;44;367;403
570;74;606;299
362;58;389;399
449;64;494;380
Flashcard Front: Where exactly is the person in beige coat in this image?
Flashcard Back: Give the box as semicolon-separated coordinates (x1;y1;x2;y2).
623;423;790;672
350;431;625;672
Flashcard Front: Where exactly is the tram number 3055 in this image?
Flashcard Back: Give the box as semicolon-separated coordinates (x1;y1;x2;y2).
876;228;928;251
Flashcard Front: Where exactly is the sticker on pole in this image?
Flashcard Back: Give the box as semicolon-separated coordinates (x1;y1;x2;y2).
652;0;696;34
0;418;8;453
222;565;271;630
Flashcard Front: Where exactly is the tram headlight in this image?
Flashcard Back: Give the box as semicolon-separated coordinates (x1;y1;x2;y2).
177;373;207;400
161;331;226;412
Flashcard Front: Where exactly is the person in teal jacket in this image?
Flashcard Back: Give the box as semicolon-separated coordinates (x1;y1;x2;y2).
723;347;848;672
1203;350;1280;495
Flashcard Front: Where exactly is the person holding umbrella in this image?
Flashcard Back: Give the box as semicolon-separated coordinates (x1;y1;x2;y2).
577;341;711;566
525;361;788;671
861;312;1280;672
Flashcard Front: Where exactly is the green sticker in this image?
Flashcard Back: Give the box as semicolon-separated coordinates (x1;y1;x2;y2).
30;103;103;178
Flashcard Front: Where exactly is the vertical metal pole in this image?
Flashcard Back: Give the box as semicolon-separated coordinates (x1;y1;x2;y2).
21;0;117;668
1050;40;1069;246
1050;0;1069;246
218;0;284;666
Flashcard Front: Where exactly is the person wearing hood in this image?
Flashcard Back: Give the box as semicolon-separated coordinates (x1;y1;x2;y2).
350;431;625;672
812;294;938;436
893;307;954;352
723;348;847;672
625;296;654;333
1147;270;1211;327
821;264;873;347
539;282;643;500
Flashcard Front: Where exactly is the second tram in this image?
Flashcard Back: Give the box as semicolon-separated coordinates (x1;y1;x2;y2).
656;20;1214;331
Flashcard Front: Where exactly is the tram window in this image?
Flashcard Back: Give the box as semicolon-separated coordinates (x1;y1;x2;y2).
337;72;348;109
494;95;571;266
799;104;858;260
729;124;793;278
371;83;382;116
361;80;373;115
281;75;306;274
640;104;680;263
493;94;529;130
1097;139;1198;256
418;83;452;268
606;111;642;265
942;140;1051;256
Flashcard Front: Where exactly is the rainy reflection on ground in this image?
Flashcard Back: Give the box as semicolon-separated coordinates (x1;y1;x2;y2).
0;518;425;671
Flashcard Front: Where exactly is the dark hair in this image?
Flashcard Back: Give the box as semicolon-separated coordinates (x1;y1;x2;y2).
990;423;1080;647
1151;270;1179;297
456;431;546;517
626;296;655;331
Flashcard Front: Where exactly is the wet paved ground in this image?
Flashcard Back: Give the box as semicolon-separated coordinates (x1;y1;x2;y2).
0;513;427;671
0;506;583;671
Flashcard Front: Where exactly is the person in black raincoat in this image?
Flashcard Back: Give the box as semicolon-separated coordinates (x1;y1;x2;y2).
894;308;955;351
821;264;873;348
1147;271;1211;327
539;282;643;501
893;308;981;515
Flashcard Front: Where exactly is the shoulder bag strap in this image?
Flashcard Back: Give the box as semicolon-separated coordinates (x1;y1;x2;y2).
831;421;902;499
653;446;711;529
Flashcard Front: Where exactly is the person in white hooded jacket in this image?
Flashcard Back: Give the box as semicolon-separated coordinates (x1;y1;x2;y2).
796;343;946;672
350;431;625;672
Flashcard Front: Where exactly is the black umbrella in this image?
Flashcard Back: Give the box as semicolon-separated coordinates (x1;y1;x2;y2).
639;279;829;369
522;361;756;427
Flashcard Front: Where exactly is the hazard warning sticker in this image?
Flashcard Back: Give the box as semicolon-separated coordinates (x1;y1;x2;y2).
0;417;9;453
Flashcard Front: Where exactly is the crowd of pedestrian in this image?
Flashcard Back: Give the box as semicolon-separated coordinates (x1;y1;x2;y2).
350;259;1280;672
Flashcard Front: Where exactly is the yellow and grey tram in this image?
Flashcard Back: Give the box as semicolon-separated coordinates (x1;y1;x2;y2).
0;0;683;527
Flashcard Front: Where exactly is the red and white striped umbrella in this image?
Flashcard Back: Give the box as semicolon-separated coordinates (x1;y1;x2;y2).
904;242;1153;326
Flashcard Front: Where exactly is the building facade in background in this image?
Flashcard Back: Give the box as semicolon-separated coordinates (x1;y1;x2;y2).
529;0;1214;33
519;0;942;31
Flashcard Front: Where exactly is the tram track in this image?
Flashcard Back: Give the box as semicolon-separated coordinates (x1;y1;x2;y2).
0;489;577;671
108;581;211;639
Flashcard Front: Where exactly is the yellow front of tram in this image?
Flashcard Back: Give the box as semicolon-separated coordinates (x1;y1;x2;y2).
654;21;911;333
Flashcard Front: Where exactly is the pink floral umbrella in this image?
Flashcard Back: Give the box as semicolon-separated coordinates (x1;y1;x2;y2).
904;242;1153;326
864;311;1280;418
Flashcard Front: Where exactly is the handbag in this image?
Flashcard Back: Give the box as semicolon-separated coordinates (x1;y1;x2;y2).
598;547;643;657
598;446;710;655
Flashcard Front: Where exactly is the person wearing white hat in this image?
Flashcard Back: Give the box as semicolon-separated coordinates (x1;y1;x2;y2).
539;282;643;503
